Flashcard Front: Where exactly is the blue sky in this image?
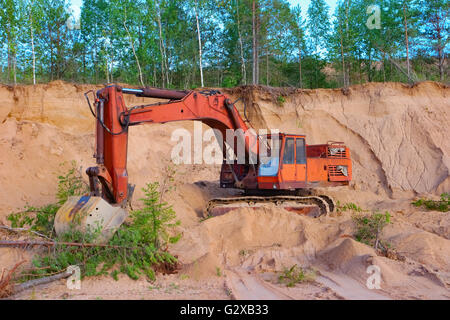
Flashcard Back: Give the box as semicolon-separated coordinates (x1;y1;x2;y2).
69;0;338;20
288;0;337;18
69;0;82;18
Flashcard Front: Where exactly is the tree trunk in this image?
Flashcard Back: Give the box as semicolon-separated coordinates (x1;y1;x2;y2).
236;0;246;84
252;0;259;85
13;54;16;85
105;57;109;83
123;10;144;86
194;0;204;87
256;8;260;85
438;43;444;81
156;0;167;88
340;26;346;88
436;23;444;81
252;0;256;85
297;28;303;88
110;54;114;83
345;0;350;87
29;4;36;85
403;3;411;80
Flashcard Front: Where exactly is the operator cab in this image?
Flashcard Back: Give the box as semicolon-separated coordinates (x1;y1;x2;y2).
257;133;308;189
219;133;351;191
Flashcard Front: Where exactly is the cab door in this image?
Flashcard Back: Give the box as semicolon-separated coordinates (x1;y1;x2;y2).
295;138;307;185
280;137;296;182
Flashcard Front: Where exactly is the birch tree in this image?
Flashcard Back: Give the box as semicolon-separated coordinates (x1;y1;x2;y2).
0;0;19;84
307;0;330;88
252;0;259;85
235;0;246;84
291;4;305;87
194;0;204;87
420;0;449;81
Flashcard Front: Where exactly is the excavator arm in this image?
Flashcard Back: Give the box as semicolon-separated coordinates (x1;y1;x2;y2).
86;85;258;207
55;84;259;242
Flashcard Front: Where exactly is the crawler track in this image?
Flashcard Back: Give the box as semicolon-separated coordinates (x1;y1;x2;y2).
206;195;331;217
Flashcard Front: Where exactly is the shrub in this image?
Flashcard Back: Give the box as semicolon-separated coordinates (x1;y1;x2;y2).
56;161;89;205
278;265;316;287
353;211;391;250
412;193;449;212
277;95;286;105
336;201;363;213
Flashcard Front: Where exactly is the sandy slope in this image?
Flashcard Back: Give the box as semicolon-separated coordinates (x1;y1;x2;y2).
1;81;449;300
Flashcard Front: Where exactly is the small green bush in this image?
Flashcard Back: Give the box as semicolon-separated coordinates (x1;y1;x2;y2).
56;161;89;205
277;95;286;105
7;204;59;238
336;201;363;213
412;193;449;212
278;265;316;287
353;211;391;250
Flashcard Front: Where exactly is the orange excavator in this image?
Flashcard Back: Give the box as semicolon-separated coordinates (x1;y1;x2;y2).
54;85;352;242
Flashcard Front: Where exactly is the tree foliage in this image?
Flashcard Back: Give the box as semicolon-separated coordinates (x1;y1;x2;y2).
0;0;447;87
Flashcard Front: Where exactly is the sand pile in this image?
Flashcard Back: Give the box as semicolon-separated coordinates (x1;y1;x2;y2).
172;207;340;276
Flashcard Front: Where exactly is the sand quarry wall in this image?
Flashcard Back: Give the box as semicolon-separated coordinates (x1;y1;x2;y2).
0;80;448;220
225;82;449;197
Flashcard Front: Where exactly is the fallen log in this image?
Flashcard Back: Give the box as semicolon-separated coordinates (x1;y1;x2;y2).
0;240;134;249
13;269;75;295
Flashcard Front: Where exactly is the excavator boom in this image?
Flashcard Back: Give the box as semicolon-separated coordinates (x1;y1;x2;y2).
89;85;258;206
55;85;259;241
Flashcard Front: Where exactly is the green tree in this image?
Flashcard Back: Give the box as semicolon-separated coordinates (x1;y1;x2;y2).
419;0;449;81
0;0;20;84
307;0;330;87
290;4;306;87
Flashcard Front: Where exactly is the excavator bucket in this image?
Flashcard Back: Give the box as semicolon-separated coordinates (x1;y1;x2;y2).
54;196;128;244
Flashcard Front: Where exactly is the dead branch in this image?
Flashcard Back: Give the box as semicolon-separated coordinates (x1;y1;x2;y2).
0;240;136;250
13;269;74;295
0;260;26;298
0;225;52;240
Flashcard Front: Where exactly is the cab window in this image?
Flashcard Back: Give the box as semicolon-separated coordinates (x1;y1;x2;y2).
282;138;295;164
296;138;306;164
